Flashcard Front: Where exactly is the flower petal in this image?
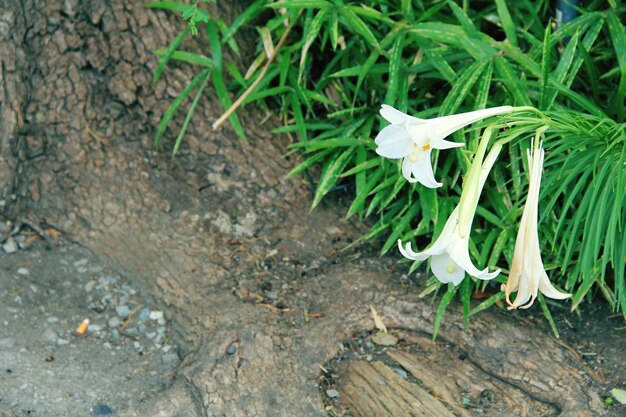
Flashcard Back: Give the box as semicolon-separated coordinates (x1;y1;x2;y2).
450;239;500;280
380;104;422;125
430;253;465;285
407;151;442;188
375;125;412;158
397;239;434;261
430;106;513;139
431;138;465;150
538;273;571;300
401;158;419;183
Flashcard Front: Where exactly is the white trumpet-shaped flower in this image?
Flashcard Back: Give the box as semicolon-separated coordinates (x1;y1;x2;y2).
397;130;503;285
502;145;571;309
374;105;512;187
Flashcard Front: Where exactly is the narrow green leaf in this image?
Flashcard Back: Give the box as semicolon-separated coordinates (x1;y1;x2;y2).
147;1;188;12
347;168;384;218
539;23;551;110
340;6;380;50
206;20;222;72
299;8;330;82
153;50;213;67
384;32;405;106
222;0;266;43
267;0;331;9
328;8;339;50
494;0;518;47
153;27;190;83
470;292;505;316
154;69;209;146
285;148;334;179
311;147;354;209
538;294;559;338
460;278;472;328
172;70;211;156
494;56;531;105
447;0;480;39
439;60;488;116
433;284;459;341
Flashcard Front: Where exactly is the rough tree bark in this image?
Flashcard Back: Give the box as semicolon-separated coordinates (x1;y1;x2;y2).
0;1;607;416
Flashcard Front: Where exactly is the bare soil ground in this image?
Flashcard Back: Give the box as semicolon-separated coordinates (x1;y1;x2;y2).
0;2;624;416
0;225;624;417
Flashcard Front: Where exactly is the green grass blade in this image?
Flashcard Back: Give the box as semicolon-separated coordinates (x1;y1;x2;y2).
267;0;331;9
153;50;213;67
470;292;505;316
439;60;488;116
432;283;459;341
311;147;354;209
494;56;531;105
153;27;190;83
384;32;405;106
147;1;188;12
299;8;330;82
538;294;560;338
285;148;334;179
495;0;518;47
172;70;211;156
222;0;266;43
154;69;209;146
340;6;380;51
539;23;551;110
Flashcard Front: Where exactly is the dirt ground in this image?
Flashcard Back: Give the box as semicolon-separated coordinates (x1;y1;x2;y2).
0;230;624;417
0;242;179;417
0;1;624;416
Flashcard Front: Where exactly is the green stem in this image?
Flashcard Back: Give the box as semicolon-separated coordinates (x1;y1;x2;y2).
458;125;499;237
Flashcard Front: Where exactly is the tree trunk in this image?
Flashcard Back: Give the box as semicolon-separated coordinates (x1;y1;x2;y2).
0;1;608;416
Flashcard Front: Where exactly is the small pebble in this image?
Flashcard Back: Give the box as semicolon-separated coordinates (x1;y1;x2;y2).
84;281;96;293
57;338;70;346
161;353;178;364
393;368;408;379
226;344;237;355
149;310;164;320
326;389;340;399
91;404;113;417
88;324;104;333
73;258;88;267
0;338;16;347
107;317;121;329
138;308;150;320
41;329;58;344
366;355;373;362
2;237;18;254
17;268;29;275
371;331;398;347
15;235;26;248
47;316;59;323
122;328;138;338
115;305;131;318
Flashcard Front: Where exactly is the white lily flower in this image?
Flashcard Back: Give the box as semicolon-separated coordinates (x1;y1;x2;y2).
397;132;503;285
374;105;513;188
502;145;571;309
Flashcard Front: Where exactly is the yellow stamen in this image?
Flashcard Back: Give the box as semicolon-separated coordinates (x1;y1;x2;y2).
422;144;431;151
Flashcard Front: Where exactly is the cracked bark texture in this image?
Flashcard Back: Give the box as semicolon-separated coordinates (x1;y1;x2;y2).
0;1;607;416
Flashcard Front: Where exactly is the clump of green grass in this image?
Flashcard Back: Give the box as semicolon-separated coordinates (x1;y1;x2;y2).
148;0;626;334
